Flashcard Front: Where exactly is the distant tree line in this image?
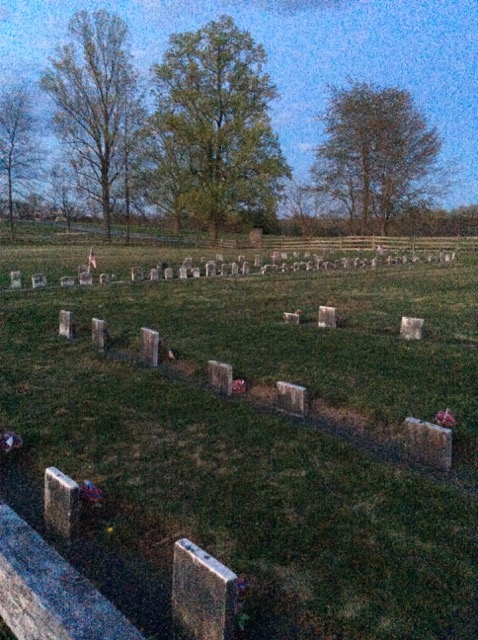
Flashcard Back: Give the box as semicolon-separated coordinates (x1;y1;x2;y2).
0;9;475;241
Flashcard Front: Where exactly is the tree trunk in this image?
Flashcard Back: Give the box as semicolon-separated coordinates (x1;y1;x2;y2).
101;168;111;242
8;168;14;241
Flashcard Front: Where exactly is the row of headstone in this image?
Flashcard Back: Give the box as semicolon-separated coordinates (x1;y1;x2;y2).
43;467;238;639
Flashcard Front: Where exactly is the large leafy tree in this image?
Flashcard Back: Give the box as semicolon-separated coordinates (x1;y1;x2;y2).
312;83;442;235
41;10;143;240
149;15;290;240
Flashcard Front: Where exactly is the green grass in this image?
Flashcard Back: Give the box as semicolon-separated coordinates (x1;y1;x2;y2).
0;245;477;639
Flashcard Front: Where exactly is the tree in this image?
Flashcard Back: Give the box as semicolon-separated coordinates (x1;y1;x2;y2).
41;10;142;240
0;85;39;240
312;83;442;235
150;15;290;241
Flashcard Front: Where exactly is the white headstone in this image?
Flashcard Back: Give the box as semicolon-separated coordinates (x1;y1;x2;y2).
32;274;47;289
79;272;93;286
10;271;22;289
60;276;75;287
179;266;188;279
164;268;174;280
318;306;336;329
400;317;424;340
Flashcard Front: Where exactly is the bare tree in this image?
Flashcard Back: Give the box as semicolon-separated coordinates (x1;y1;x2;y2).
41;10;141;240
0;85;39;240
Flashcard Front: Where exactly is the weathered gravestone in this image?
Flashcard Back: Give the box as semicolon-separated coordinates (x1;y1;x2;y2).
172;538;238;640
281;252;288;260
131;267;143;282
164;268;174;280
141;327;161;367
276;381;309;418
92;318;108;353
99;273;110;284
371;258;378;268
216;254;224;262
254;255;263;267
60;276;75;287
44;466;79;539
179;266;188;279
230;262;239;276
182;257;193;270
318;306;337;329
283;312;300;325
59;310;75;339
78;265;88;276
79;272;93;286
241;261;250;276
400;317;424;340
220;263;229;276
31;274;47;289
192;268;201;278
10;271;22;289
150;268;159;281
398;417;452;471
206;262;216;277
208;360;233;396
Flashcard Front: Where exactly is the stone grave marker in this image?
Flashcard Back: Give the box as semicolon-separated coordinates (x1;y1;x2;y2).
92;318;108;353
79;272;93;286
283;312;300;325
99;273;110;284
281;252;288;260
205;262;216;277
254;255;263;267
241;261;250;276
444;253;450;263
141;327;161;367
371;258;378;268
150;268;159;281
304;252;311;258
237;255;246;263
44;467;80;539
208;360;233;396
276;381;309;418
399;417;452;471
172;538;237;640
306;261;314;271
164;268;174;280
131;267;143;282
60;276;75;287
220;263;229;276
216;253;224;262
78;265;88;276
192;268;201;278
32;274;47;289
59;310;75;339
10;271;22;289
179;266;188;279
293;251;300;258
400;317;424;340
230;262;239;276
318;306;337;329
183;257;193;270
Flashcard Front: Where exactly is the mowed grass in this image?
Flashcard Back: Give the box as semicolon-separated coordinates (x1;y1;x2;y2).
0;244;477;639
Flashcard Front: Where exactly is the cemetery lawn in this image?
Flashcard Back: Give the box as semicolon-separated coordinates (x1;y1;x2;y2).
0;244;477;639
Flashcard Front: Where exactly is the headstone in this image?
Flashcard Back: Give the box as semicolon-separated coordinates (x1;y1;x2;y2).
283;312;300;325
293;251;300;258
353;257;360;268
444;253;450;263
230;262;239;276
254;255;263;267
216;254;224;263
439;251;445;263
427;255;433;263
276;381;309;418
400;317;424;340
78;265;88;276
172;538;238;640
371;258;378;268
79;272;93;286
281;252;288;260
280;262;288;272
260;264;271;274
208;360;233;396
399;417;452;471
99;273;110;284
182;257;193;270
387;255;394;265
179;267;188;279
241;262;250;276
318;306;336;329
150;268;159;281
92;318;108;353
10;271;22;289
220;263;229;276
237;255;246;263
140;328;161;367
304;252;311;258
32;274;47;289
192;268;201;278
59;310;75;339
44;466;79;539
402;255;408;264
164;268;174;280
206;262;216;277
131;267;143;282
451;251;456;261
306;261;314;271
60;276;75;287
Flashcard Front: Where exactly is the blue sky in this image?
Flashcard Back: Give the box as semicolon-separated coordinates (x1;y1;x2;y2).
0;0;476;209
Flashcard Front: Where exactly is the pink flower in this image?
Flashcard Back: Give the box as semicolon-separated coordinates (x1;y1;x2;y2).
435;409;456;428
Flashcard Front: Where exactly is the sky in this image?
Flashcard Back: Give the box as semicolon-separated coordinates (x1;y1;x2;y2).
0;0;476;209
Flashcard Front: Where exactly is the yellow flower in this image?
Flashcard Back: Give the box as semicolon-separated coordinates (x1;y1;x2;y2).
106;527;114;534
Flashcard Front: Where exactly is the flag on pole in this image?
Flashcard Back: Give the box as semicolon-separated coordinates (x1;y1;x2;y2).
88;247;97;271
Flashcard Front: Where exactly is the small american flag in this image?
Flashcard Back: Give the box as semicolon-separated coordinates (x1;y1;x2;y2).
88;247;97;271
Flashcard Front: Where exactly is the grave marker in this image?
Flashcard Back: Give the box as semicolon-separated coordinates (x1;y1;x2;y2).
399;417;452;471
44;467;80;539
231;262;239;276
131;267;143;282
141;328;161;367
99;273;110;284
400;317;424;340
60;276;75;287
59;310;75;339
182;257;193;270
192;268;201;278
283;312;300;325
78;265;88;276
206;262;216;277
31;274;47;289
220;263;229;276
10;271;21;289
241;261;250;276
79;272;93;286
179;266;188;279
150;268;159;281
172;538;237;640
164;268;174;280
92;318;108;353
276;381;309;418
318;306;336;329
254;255;263;267
208;360;233;396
